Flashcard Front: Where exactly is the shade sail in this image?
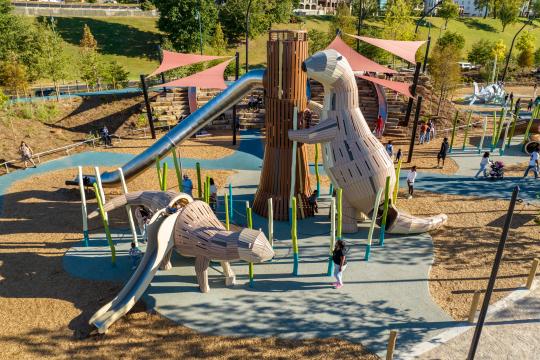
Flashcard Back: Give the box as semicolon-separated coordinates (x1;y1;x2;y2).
357;75;413;99
156;58;234;90
346;34;425;64
326;36;397;74
149;50;229;77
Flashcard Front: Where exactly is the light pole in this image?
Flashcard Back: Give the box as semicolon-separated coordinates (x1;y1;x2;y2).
356;0;363;52
245;0;253;72
501;19;532;83
415;0;443;34
196;0;203;55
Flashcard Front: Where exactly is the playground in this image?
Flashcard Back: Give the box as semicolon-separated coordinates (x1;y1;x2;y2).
1;29;540;360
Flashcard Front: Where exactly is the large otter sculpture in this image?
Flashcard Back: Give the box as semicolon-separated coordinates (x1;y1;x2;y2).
289;49;447;234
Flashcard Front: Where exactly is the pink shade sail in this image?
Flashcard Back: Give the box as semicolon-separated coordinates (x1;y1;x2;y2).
149;50;229;77
156;58;234;90
357;75;413;99
346;34;426;64
326;36;397;74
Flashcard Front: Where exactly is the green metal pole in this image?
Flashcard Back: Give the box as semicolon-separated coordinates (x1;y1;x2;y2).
93;183;116;265
491;111;497;150
171;147;183;192
393;158;402;205
291;196;299;276
379;176;391;246
495;108;506;145
365;187;384;261
246;203;254;287
523;106;537;145
155;157;162;190
478;116;488;153
314;144;320;197
336;188;343;241
196;162;202;199
449;112;459;153
161;162;168;191
224;193;230;230
327;197;336;276
507;113;518;147
462;111;472;151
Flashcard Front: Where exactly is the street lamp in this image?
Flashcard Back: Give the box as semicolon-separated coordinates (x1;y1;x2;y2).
245;0;253;72
356;0;363;52
415;0;443;34
196;0;203;55
501;18;533;83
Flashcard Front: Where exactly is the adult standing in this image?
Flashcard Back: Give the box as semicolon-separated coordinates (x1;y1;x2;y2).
419;122;427;144
523;145;539;179
437;137;449;169
19;141;36;169
375;114;384;138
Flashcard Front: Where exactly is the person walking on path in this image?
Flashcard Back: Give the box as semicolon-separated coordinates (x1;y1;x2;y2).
182;174;193;196
19;141;36;169
475;152;491;178
332;240;348;289
425;120;433;143
406;166;417;199
419;122;427;144
523;146;539;179
430;121;436;140
385;140;394;160
375;114;384;138
437;137;449;168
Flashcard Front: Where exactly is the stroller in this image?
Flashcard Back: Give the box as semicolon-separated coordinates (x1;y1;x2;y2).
488;160;504;179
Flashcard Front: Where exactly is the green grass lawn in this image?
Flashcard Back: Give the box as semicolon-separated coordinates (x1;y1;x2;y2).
40;15;540;81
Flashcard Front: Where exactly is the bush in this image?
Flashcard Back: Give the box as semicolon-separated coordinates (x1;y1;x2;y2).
34;102;59;123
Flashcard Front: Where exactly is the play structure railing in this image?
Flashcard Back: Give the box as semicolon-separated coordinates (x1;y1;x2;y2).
0;135;121;175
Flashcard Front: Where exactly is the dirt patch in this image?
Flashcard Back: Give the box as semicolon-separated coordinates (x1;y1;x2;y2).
396;190;540;320
0;168;377;359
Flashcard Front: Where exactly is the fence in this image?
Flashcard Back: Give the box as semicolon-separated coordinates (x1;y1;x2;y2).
11;1;158;17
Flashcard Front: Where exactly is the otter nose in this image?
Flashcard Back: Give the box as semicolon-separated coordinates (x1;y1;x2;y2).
301;61;307;72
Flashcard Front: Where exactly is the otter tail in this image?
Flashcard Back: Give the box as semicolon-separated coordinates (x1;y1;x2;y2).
382;205;448;235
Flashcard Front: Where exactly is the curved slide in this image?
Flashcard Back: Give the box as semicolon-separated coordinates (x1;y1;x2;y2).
90;209;179;333
79;69;265;186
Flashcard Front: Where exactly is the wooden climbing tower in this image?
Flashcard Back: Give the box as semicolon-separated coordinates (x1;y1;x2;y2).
253;30;312;221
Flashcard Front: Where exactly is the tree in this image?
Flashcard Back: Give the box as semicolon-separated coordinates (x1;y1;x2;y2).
468;39;495;66
436;31;465;52
39;20;69;100
0;0;13;14
78;25;102;90
352;0;378;25
534;47;540;66
517;48;534;69
308;29;330;56
153;0;218;52
438;0;459;29
516;30;535;53
498;0;521;31
429;42;461;114
211;22;227;55
383;0;414;41
103;61;129;89
492;39;507;61
0;59;28;98
329;2;356;45
474;0;491;18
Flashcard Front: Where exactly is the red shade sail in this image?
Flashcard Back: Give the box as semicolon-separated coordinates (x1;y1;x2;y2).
149;50;229;77
326;36;397;74
156;58;234;90
357;75;413;99
346;34;425;64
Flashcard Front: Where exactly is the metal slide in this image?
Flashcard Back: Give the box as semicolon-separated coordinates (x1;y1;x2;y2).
86;69;265;186
90;209;178;333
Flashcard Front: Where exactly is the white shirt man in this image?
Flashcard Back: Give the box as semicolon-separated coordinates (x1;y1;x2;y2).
524;149;539;179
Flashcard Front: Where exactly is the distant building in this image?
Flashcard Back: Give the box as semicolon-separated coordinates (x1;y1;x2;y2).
294;0;351;16
423;0;487;17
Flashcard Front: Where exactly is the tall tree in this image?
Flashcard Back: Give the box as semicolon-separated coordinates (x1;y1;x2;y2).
0;59;28;98
211;22;227;55
329;1;356;44
78;24;102;90
429;42;461;115
436;31;465;51
0;0;12;14
516;30;535;71
153;0;218;52
438;0;460;29
103;61;129;89
498;0;521;31
39;20;69;100
383;0;414;41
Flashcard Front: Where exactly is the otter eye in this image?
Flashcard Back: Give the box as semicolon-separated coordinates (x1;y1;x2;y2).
337;56;343;61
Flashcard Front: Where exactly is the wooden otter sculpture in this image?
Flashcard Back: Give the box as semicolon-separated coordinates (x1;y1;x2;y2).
289;49;447;234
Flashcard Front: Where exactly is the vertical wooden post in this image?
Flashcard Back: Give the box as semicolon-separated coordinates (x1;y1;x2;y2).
196;162;202;199
462;111;472;150
327;197;336;276
140;74;156;139
119;167;138;247
366;187;384;261
526;258;539;289
78;166;89;247
94;167;107;221
478;116;488;154
499;120;510;155
252;30;312;221
289;107;299;223
468;290;481;323
448;111;459;153
229;183;233;222
291;196;299;276
93;183;116;265
507;113;518;147
392;159;402;205
379;176;391;246
386;330;398;360
491;110;498;151
267;197;273;248
407;96;423;163
523;106;536;145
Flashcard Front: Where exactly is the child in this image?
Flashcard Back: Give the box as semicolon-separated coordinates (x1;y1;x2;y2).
475;152;491;178
19;141;36;169
332;240;347;289
437;137;449;168
308;190;319;214
129;242;142;270
209;178;218;210
407;166;417;199
395;148;402;163
385;140;394;160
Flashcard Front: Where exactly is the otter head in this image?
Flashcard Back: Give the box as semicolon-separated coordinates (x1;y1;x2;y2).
301;49;354;90
236;228;274;263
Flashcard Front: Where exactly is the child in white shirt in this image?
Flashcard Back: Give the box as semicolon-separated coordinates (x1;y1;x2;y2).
407;166;417;199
